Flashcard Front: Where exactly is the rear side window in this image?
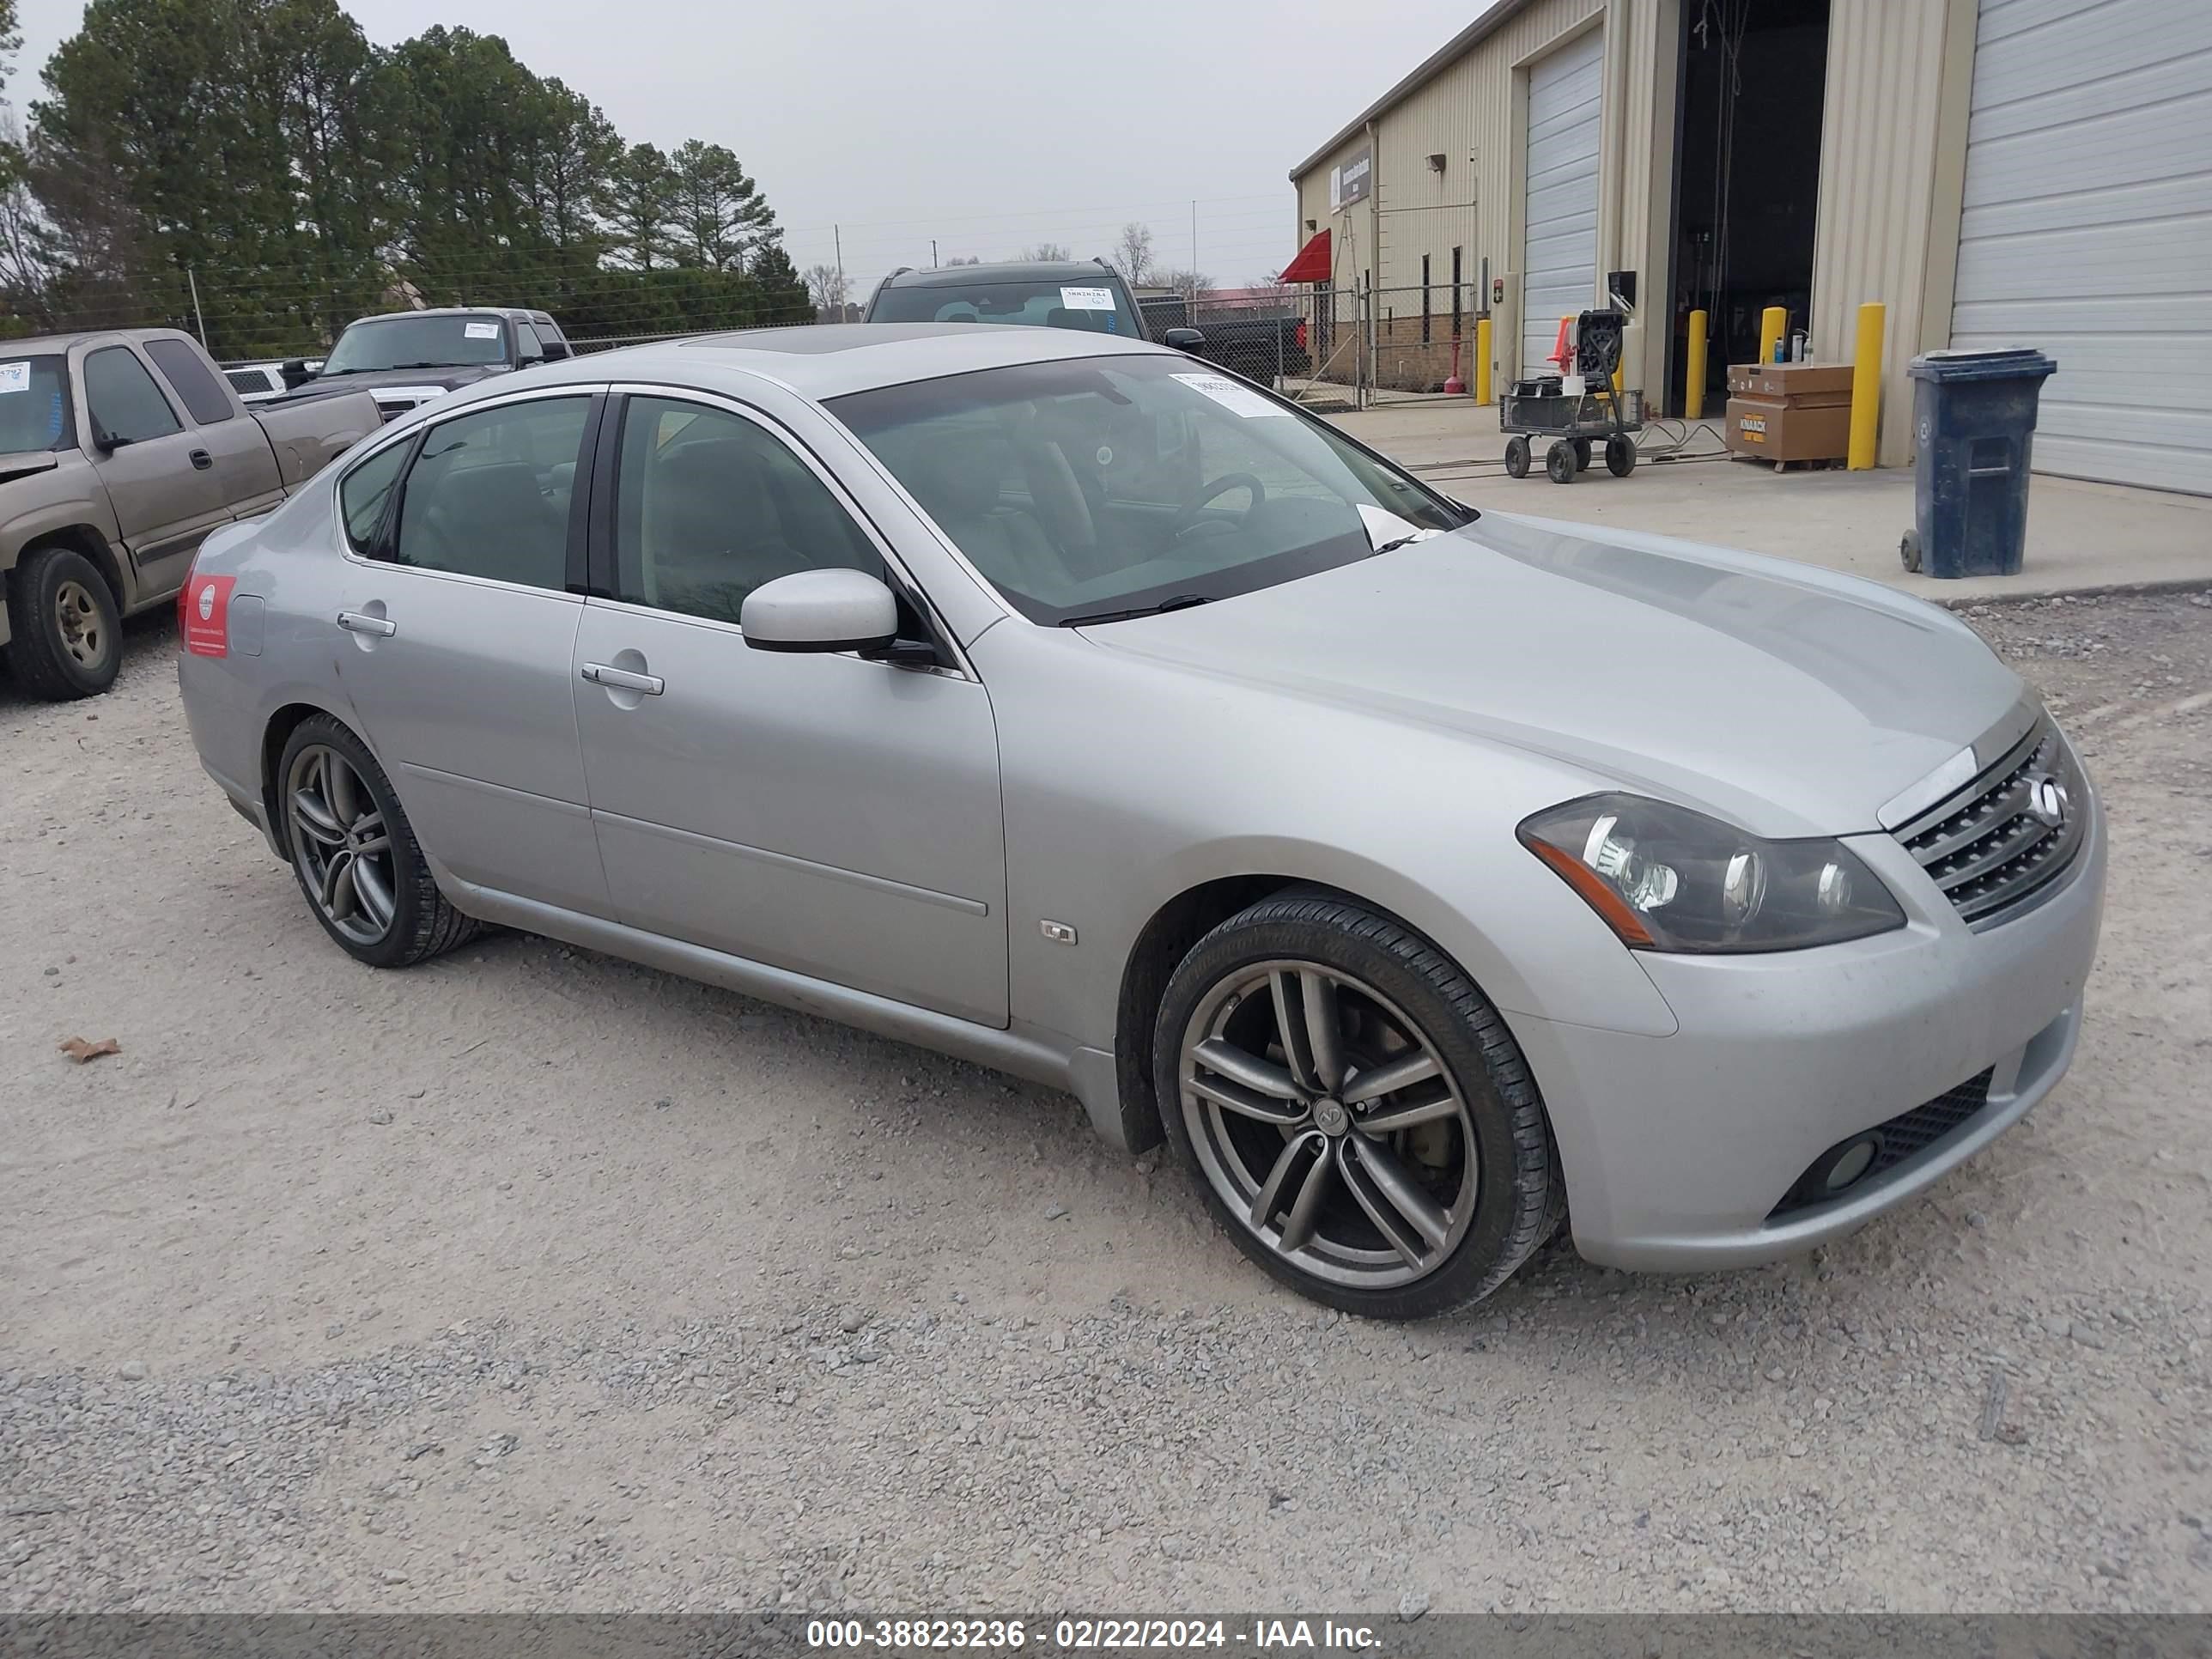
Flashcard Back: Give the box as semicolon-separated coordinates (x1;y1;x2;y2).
338;441;410;552
143;339;237;424
83;348;183;445
389;396;591;588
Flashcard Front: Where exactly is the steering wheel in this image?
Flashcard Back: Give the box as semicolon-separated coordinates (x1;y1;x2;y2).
1171;472;1265;538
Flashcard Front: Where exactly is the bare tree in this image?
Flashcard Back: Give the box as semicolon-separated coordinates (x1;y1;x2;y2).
1152;268;1215;307
1022;240;1071;262
943;254;981;266
1108;222;1154;285
804;262;848;316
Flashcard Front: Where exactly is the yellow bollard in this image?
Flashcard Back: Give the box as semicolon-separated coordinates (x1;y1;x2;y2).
1686;309;1709;420
1474;315;1492;406
1848;301;1886;471
1758;306;1787;368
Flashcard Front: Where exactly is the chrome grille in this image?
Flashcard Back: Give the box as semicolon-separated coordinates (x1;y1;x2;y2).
1894;715;2087;927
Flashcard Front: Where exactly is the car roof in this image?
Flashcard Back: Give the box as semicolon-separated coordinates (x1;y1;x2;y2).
345;307;534;325
0;326;205;356
876;260;1125;289
514;321;1166;402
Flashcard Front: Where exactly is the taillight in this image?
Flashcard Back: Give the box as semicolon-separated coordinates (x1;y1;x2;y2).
175;555;198;645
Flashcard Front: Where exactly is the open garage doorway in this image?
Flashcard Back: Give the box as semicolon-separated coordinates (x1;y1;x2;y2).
1666;0;1830;415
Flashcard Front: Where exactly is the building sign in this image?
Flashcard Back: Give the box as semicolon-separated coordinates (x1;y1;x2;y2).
1329;145;1372;213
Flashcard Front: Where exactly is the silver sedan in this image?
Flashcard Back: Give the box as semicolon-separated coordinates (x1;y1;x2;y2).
177;324;2105;1318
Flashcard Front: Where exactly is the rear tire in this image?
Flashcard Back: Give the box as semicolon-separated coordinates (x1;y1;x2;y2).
4;545;121;701
276;714;478;969
1546;441;1577;484
1152;889;1564;1319
1605;434;1637;477
1571;437;1593;472
1504;435;1531;478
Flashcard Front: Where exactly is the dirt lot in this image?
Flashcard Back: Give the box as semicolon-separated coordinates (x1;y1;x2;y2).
3;592;2209;1616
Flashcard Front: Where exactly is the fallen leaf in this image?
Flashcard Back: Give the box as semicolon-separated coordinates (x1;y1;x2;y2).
58;1036;121;1063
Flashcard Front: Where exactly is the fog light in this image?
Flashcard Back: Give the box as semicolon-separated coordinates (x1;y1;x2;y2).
1824;1134;1880;1192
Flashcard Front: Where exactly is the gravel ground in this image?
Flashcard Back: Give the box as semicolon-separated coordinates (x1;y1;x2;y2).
3;592;2209;1616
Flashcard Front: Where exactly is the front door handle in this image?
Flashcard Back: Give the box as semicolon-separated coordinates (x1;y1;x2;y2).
336;610;397;638
189;448;214;471
581;661;665;696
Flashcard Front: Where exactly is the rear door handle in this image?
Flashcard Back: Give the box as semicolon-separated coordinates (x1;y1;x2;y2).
336;610;397;638
189;448;213;471
581;661;664;696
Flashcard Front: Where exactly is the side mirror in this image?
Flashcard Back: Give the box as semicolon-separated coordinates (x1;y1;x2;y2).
740;568;898;654
1162;327;1206;351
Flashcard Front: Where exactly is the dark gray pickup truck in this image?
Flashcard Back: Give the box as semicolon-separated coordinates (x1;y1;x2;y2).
0;328;380;699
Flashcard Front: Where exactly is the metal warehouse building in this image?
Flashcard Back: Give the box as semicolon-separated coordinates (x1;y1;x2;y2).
1289;0;2212;489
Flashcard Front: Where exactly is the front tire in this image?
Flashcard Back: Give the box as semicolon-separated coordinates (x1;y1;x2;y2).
1503;435;1531;478
4;545;120;700
1152;890;1563;1319
276;715;478;968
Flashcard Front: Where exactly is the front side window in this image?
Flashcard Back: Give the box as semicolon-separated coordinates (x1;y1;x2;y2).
870;278;1143;341
388;396;590;587
322;314;511;375
83;348;183;446
828;354;1467;623
612;396;884;625
0;356;76;453
144;338;238;424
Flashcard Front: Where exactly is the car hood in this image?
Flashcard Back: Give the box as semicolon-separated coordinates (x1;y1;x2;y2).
1078;511;2024;837
307;364;506;394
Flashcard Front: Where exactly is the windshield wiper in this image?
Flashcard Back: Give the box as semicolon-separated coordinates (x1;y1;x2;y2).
1057;592;1212;628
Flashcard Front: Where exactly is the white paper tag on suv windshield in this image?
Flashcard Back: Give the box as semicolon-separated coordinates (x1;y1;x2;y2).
1172;371;1287;418
1060;286;1115;312
0;362;29;394
463;320;501;340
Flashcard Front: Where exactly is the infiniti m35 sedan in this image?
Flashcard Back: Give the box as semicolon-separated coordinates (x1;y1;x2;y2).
178;323;2104;1317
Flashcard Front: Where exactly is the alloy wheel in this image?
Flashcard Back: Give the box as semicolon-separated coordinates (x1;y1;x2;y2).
54;579;106;669
285;744;398;945
1176;959;1479;1290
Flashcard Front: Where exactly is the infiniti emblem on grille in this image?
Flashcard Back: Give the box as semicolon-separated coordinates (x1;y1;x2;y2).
2027;773;2069;828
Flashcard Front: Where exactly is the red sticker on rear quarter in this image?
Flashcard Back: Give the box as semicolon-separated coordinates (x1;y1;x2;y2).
184;574;235;657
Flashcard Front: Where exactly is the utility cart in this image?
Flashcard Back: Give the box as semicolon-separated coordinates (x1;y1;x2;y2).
1500;309;1644;484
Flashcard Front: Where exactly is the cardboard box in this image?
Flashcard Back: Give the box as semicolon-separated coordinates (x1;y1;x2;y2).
1726;362;1854;402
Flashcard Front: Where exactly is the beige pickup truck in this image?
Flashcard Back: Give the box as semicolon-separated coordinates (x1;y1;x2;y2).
0;328;381;700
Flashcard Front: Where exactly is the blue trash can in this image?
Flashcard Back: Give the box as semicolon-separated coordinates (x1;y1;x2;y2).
1903;347;2057;579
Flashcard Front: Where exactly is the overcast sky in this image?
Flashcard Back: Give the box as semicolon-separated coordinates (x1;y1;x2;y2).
7;0;1491;294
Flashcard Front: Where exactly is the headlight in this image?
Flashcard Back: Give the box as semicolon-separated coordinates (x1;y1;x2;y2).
1516;794;1906;953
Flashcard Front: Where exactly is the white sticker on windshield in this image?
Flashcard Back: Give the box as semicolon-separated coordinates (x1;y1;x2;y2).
1171;372;1287;418
0;362;28;394
1059;286;1115;312
463;321;501;340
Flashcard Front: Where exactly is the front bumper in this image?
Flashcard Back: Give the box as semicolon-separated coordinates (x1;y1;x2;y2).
1511;789;2106;1271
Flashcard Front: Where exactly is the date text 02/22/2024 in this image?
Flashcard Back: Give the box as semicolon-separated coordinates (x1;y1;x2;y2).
804;1618;1386;1651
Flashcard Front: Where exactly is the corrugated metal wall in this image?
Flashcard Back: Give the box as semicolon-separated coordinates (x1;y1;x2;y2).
1808;0;1977;465
1290;0;1608;390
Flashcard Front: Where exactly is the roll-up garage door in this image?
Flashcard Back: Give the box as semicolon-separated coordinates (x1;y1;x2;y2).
1948;0;2212;494
1522;27;1603;377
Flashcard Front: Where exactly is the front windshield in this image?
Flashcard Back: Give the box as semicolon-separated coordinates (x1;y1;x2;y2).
321;314;508;374
871;278;1145;343
827;355;1468;623
0;356;74;453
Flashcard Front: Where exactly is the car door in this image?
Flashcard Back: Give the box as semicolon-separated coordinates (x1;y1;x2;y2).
571;388;1008;1025
142;337;284;519
330;387;611;918
79;343;232;600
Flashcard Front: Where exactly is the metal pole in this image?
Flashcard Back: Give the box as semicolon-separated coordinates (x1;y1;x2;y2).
932;239;939;269
186;266;208;348
1190;199;1197;281
1848;301;1885;470
834;226;845;313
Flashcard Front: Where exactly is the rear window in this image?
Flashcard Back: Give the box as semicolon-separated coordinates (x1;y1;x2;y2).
225;368;274;396
871;277;1142;340
144;338;238;423
0;356;74;453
